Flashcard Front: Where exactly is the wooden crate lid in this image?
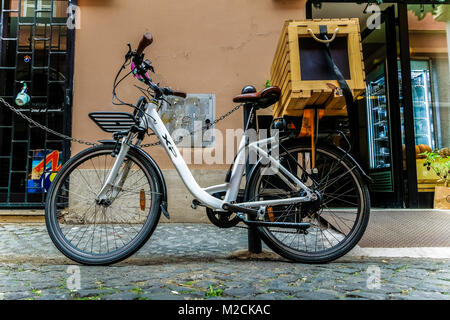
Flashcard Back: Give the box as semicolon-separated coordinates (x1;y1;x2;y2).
288;18;361;33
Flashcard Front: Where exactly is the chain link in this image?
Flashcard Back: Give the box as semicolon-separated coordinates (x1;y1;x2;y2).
0;97;98;146
0;96;243;148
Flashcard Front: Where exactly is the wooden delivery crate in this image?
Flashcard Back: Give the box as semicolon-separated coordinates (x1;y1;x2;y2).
271;18;366;118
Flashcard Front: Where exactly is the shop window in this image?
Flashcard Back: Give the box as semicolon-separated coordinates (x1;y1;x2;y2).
0;0;72;207
22;0;52;18
408;4;450;151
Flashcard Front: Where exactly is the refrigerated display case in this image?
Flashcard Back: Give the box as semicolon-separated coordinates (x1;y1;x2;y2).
364;63;395;194
398;60;435;150
366;64;392;170
367;61;436;167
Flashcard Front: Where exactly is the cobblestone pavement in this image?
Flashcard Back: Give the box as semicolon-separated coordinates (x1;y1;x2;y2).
0;223;449;300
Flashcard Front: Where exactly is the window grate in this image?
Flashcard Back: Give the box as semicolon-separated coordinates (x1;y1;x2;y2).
0;0;74;207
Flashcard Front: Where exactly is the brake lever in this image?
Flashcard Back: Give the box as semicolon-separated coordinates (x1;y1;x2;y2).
125;43;133;61
143;59;155;73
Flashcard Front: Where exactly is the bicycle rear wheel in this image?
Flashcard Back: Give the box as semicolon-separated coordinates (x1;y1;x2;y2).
45;144;162;265
245;143;370;263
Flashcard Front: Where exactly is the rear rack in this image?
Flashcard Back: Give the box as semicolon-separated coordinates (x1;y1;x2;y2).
88;112;137;133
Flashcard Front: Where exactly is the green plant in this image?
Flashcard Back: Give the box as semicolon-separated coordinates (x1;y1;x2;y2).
130;287;144;294
76;295;101;300
31;288;42;296
205;285;223;298
394;265;410;272
409;2;448;22
264;79;272;88
420;151;450;184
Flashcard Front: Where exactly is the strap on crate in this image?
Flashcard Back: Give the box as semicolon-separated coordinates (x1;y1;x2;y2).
320;25;358;152
298;25;357;153
307;27;339;43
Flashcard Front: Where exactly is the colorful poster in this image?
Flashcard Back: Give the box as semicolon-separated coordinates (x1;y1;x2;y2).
27;150;62;193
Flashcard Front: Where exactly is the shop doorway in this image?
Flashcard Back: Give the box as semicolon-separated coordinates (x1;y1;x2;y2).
309;1;450;208
0;0;74;207
359;5;405;207
309;2;404;207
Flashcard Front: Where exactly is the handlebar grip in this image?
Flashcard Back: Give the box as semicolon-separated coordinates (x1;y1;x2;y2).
173;91;187;99
136;33;153;56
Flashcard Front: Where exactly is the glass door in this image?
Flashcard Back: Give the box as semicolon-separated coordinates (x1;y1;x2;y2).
403;3;450;204
407;3;449;152
361;9;399;196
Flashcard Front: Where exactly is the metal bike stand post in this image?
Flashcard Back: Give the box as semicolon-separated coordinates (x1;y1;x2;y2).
243;104;262;254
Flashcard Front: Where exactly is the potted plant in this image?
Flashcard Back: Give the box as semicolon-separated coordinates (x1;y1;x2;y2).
421;149;450;209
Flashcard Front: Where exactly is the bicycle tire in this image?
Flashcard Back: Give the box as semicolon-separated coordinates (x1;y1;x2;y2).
45;144;162;265
245;142;370;263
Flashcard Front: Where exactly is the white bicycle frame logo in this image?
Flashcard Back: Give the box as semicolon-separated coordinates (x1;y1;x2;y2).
96;99;317;211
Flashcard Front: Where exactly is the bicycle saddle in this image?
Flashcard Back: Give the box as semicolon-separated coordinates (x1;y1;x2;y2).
233;86;281;109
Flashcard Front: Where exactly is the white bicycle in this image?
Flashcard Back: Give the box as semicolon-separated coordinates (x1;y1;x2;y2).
45;33;371;265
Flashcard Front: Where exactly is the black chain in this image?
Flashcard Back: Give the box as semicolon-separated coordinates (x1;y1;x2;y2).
1;97;307;235
0;97;97;146
0;96;243;148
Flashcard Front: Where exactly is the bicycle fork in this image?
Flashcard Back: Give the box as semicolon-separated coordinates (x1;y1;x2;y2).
95;133;134;206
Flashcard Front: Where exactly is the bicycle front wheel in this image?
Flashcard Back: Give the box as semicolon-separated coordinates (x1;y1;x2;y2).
246;143;370;263
45;144;162;265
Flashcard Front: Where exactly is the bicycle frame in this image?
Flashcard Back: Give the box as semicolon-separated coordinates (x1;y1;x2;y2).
96;99;316;212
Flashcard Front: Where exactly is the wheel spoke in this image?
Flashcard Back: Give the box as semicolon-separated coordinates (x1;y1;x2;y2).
250;144;369;261
49;147;159;264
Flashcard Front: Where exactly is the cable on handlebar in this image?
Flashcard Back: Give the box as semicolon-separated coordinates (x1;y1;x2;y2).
112;41;187;119
112;59;135;109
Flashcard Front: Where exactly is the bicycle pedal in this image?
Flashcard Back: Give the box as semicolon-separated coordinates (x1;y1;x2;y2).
191;199;201;209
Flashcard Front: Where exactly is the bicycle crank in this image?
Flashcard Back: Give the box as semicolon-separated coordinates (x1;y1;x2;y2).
204;192;241;228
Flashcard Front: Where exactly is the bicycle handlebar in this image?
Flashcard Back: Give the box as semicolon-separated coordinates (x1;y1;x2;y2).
165;88;187;99
131;33;186;99
136;33;153;56
173;92;187;98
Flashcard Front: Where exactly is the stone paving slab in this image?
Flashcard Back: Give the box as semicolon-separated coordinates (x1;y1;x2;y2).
0;258;448;300
0;223;449;300
0;223;254;264
1;223;449;264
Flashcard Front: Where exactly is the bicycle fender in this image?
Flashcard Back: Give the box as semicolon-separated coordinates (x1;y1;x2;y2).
329;144;372;184
99;140;170;219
